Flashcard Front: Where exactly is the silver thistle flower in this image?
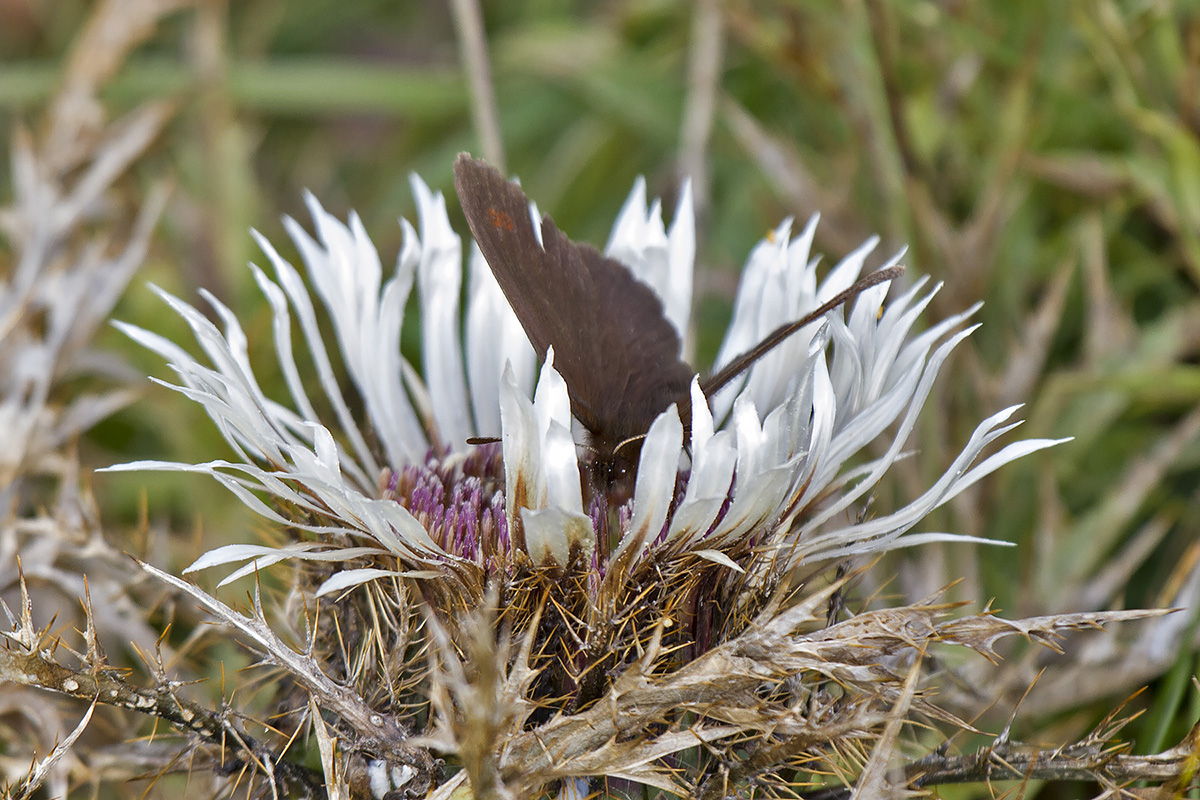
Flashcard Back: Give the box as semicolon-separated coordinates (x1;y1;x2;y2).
103;169;1075;797
107;174;1063;589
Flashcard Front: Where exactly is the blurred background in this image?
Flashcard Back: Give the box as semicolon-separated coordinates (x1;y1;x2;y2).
2;1;1199;794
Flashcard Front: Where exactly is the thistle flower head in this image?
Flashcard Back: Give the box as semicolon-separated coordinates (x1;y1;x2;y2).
106;167;1068;795
110;174;1059;582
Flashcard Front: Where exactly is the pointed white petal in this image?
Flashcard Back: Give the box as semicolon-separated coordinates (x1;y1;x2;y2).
533;349;573;436
612;405;684;562
521;506;595;565
692;549;745;573
499;362;542;534
465;242;535;434
666;179;696;347
543;420;584;514
411;174;472;446
689;378;713;451
314;567;443;597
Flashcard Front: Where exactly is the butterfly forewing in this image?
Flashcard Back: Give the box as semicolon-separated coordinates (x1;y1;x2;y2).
453;154;695;453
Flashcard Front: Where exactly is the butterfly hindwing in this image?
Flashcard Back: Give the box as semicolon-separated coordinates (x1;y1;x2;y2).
453;154;694;451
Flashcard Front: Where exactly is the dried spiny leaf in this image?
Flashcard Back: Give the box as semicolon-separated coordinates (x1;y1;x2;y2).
137;559;438;787
938;609;1173;661
6;701;95;800
854;656;922;799
78;578;107;667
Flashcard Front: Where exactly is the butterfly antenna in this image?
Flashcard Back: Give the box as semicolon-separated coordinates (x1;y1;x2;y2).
613;434;646;456
700;265;903;397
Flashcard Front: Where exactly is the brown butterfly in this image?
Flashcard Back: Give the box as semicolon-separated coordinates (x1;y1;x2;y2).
453;154;901;497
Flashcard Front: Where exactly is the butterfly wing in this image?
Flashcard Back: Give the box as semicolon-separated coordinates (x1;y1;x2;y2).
453;154;694;450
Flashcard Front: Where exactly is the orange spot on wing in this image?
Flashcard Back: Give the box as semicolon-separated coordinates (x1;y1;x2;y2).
487;207;516;232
